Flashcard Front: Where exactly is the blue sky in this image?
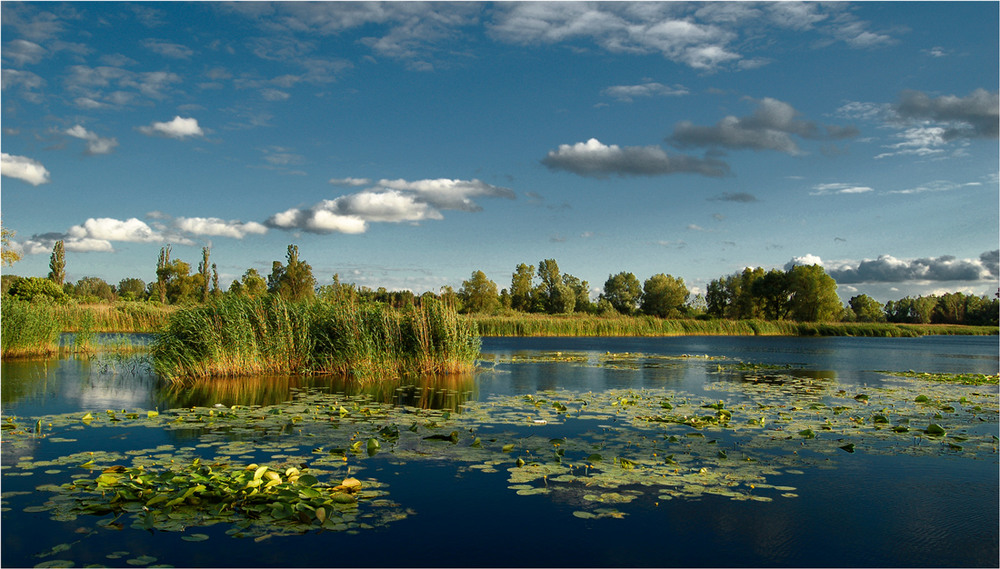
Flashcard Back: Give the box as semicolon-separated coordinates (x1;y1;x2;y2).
2;1;997;303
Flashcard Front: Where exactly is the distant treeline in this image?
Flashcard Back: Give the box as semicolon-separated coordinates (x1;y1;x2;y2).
2;242;997;328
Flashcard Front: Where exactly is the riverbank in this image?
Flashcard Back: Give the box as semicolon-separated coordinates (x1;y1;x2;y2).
466;313;998;337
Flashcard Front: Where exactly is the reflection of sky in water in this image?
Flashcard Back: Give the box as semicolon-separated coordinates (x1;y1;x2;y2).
1;335;996;568
2;336;997;418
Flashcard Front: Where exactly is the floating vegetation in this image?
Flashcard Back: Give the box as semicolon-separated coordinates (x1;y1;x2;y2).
876;370;999;385
39;459;392;539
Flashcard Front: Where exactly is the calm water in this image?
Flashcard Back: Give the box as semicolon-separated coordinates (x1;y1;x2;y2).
2;335;998;567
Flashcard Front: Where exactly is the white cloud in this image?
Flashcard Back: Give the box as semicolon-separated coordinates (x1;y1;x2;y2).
542;138;730;178
809;182;874;196
67;217;165;243
785;254;824;269
825;252;997;283
174;217;268;239
65;124;119;154
267;177;515;234
1;152;50;185
602;82;689;102
139;116;204;139
142;38;194;59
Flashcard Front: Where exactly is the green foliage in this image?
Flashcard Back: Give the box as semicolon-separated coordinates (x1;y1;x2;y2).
849;294;885;322
459;270;500;313
74;276;115;302
268;244;317;301
641;273;688;318
117;277;146;301
786;264;841;321
48;240;65;286
1;297;61;357
1;222;21;266
510;263;535;312
7;276;67;303
152;296;480;382
602;272;642;315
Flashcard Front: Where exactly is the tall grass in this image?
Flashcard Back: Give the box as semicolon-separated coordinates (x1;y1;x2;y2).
1;298;62;358
53;303;173;332
466;313;997;337
152;296;480;382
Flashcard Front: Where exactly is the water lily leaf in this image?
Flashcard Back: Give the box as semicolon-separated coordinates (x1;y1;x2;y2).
181;533;210;542
925;424;946;436
839;443;855;453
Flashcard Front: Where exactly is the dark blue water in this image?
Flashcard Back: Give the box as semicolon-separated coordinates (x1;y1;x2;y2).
2;336;997;567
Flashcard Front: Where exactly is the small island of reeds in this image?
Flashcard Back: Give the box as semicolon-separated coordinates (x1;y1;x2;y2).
151;295;480;383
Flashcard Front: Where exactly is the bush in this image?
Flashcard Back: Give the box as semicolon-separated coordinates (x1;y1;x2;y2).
8;277;67;303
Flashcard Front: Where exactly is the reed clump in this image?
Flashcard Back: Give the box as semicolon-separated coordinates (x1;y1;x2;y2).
1;297;62;358
152;296;480;383
53;302;173;332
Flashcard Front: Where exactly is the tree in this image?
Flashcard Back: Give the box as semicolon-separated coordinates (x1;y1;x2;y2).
602;272;642;315
459;270;500;313
537;258;563;313
211;263;220;298
269;245;317;301
751;269;791;320
510;263;535;312
118;278;146;301
156;246;172;304
849;294;885;322
562;273;592;313
198;247;211;303
238;268;268;298
75;276;115;302
8;276;67;302
641;273;689;318
786;264;841;322
1;220;22;266
48;240;66;286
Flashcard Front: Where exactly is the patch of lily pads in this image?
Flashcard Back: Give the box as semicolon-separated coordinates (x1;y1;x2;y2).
3;355;998;566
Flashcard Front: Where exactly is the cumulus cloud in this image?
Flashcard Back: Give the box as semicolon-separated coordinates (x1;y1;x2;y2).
174;217;268;239
895;88;999;139
1;152;50;185
784;254;825;270
489;2;740;71
541;138;730;178
330;177;373;187
65;124;119;154
139;116;204;139
266;177;516;234
807;251;998;283
602;82;689;102
669;97;858;154
67;217;165;243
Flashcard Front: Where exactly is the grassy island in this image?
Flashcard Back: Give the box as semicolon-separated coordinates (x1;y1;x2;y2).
151;296;480;383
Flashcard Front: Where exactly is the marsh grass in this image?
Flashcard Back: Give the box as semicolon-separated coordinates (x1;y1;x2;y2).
54;302;173;333
152;296;480;382
467;313;997;337
1;298;62;358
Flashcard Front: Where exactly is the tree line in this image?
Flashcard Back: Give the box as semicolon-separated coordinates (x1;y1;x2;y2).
2;239;997;327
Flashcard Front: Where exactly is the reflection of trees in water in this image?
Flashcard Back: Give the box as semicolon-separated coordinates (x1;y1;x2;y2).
1;355;160;410
161;372;477;411
712;365;838;400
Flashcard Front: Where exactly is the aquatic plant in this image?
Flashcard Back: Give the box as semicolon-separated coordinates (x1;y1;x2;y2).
1;297;61;358
152;296;480;382
468;314;997;337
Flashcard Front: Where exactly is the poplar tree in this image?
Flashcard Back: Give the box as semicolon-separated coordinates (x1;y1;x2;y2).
156;246;171;304
198;247;211;303
48;240;66;286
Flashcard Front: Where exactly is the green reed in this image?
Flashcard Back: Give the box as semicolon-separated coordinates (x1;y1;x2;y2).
152;296;480;383
53;302;173;333
467;313;997;337
1;297;62;358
